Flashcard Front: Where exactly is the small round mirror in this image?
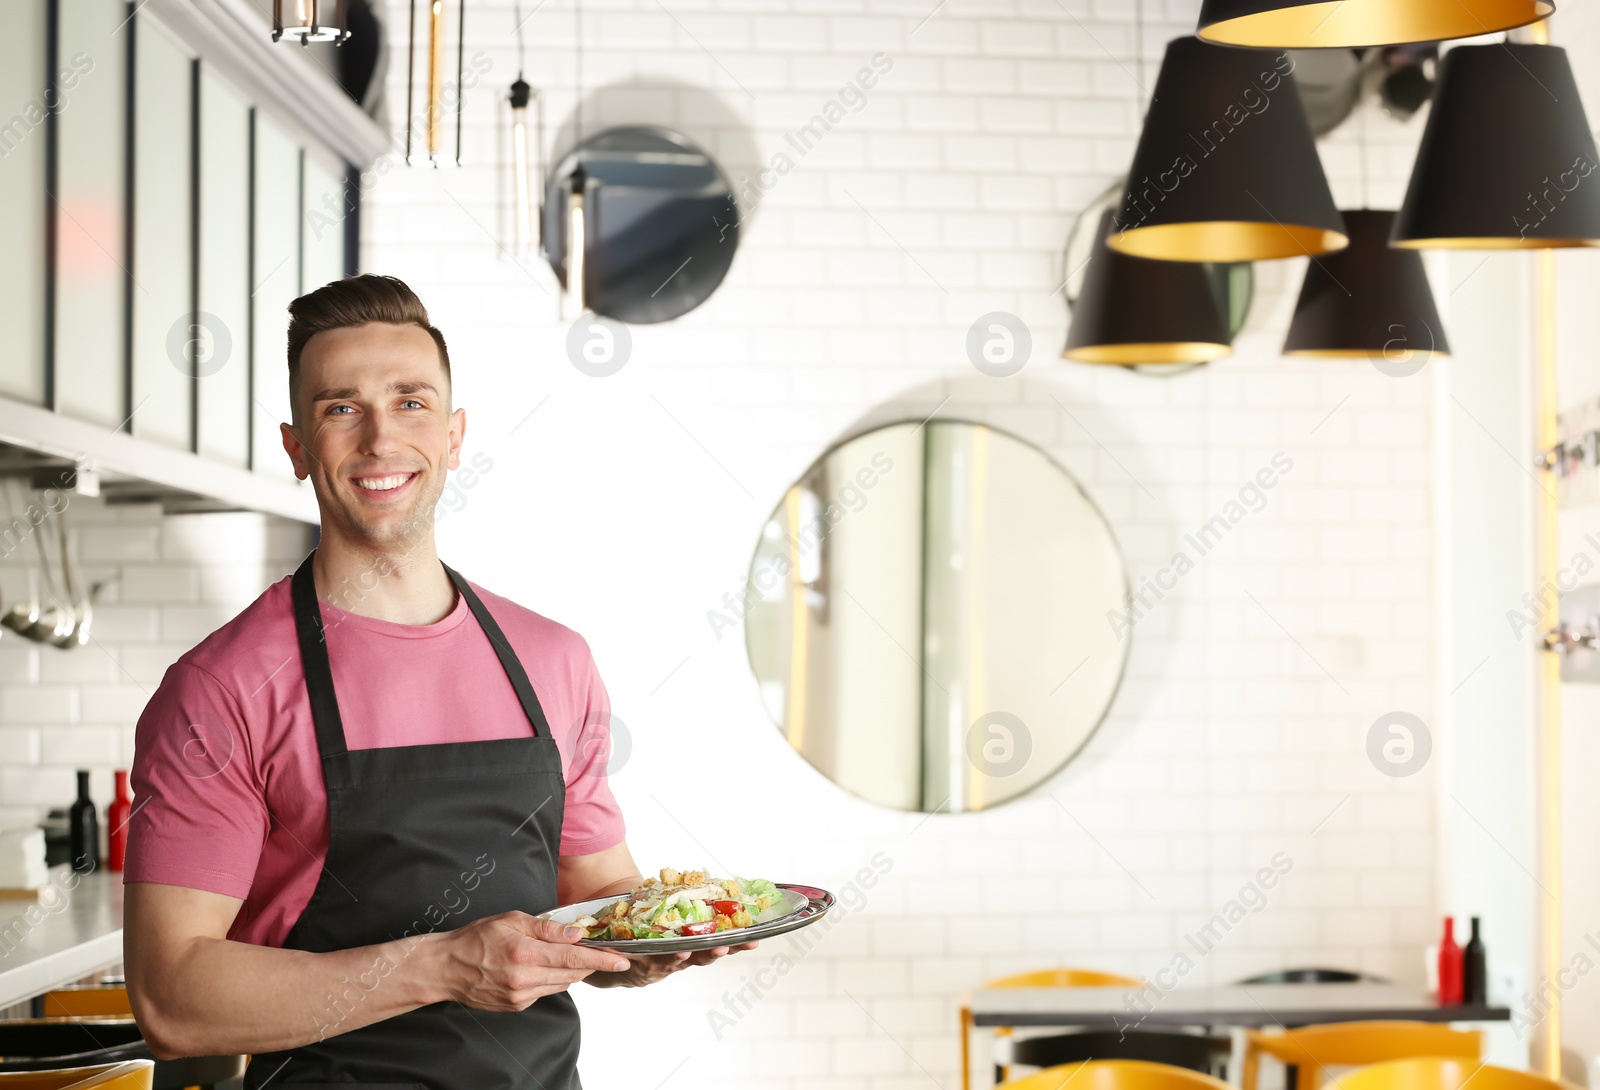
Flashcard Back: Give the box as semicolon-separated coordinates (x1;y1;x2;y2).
544;125;739;324
743;419;1130;813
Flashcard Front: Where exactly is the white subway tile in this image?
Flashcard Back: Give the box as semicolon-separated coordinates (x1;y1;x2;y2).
0;687;77;724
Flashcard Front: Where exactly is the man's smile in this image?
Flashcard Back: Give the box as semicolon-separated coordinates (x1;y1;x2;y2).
350;471;421;498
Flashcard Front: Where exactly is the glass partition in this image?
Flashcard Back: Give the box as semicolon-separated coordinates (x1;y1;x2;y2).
0;1;49;404
195;67;251;466
252;112;302;477
130;16;194;451
54;0;130;428
301;150;346;293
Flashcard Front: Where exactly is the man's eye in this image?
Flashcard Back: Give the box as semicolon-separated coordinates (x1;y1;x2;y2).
329;404;355;415
402;399;425;409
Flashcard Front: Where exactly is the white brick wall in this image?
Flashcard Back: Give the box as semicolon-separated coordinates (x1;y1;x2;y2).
0;496;312;827
351;0;1443;1084
0;1;1450;1086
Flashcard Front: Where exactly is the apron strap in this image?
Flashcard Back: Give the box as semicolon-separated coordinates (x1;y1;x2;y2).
291;552;351;760
443;564;553;740
290;552;554;758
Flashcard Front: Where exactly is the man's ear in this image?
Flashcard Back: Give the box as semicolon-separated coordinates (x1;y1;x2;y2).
281;422;312;481
446;407;466;472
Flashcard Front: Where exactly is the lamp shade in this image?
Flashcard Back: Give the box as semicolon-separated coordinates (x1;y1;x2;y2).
272;0;350;43
1197;0;1552;49
1110;37;1347;263
1284;209;1448;360
1393;43;1600;250
1065;211;1233;366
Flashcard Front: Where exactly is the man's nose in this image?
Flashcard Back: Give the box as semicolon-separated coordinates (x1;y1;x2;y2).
357;409;403;455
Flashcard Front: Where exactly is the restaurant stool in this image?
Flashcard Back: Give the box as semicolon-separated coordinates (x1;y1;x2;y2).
997;1057;1234;1090
0;1017;245;1090
1241;1021;1482;1090
960;968;1140;1090
37;990;132;1020
1330;1058;1578;1090
0;1060;154;1089
1224;971;1392;1087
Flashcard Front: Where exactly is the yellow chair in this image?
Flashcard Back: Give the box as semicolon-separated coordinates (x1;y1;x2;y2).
0;1061;154;1089
961;969;1141;1090
1331;1058;1581;1090
38;989;131;1020
1241;1022;1483;1090
998;1057;1234;1090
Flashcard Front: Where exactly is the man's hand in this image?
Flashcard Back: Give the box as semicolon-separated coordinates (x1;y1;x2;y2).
428;912;631;1009
586;940;759;989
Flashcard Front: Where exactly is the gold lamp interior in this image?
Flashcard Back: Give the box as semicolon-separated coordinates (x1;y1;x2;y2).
1200;0;1553;48
1393;235;1600;251
1063;342;1233;365
1282;348;1450;360
1109;221;1348;264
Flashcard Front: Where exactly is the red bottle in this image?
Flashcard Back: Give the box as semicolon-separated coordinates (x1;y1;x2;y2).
1438;915;1463;1005
107;770;131;873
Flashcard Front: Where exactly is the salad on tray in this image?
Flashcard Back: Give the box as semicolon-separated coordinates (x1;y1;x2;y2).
575;867;783;941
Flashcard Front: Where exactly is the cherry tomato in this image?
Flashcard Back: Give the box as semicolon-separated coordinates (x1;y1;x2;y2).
711;900;742;917
681;921;717;937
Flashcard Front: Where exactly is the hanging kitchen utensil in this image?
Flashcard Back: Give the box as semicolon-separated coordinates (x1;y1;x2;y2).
28;514;76;645
0;485;43;638
50;520;100;649
0;567;41;638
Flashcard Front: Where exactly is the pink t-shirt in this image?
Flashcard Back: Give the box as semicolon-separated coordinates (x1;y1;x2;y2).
126;572;626;948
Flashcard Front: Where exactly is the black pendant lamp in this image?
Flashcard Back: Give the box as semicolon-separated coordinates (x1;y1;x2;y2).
1393;42;1600;250
1110;37;1347;264
1065;211;1233;366
1284;209;1448;360
1197;0;1551;49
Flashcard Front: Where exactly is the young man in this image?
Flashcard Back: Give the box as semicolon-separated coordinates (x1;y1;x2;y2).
124;275;746;1088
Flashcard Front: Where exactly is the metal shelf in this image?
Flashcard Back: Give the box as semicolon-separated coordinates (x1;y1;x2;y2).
0;396;317;523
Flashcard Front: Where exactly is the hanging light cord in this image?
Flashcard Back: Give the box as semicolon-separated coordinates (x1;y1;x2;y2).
1135;0;1149;116
575;0;583;141
513;0;527;79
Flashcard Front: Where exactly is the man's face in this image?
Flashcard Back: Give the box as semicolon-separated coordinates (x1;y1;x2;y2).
282;322;464;552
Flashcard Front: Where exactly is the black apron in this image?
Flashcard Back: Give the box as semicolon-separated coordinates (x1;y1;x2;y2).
243;552;582;1090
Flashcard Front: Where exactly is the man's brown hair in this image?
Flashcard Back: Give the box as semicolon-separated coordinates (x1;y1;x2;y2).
286;274;450;424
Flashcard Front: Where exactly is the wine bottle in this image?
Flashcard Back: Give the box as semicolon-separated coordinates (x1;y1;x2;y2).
106;770;131;873
1437;916;1463;1005
1463;916;1487;1005
68;770;99;872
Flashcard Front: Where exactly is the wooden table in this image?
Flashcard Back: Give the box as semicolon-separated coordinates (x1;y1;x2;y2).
966;983;1510;1088
0;868;123;1010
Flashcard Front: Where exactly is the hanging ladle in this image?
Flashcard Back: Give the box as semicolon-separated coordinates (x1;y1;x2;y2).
24;513;75;644
51;521;107;649
0;568;41;637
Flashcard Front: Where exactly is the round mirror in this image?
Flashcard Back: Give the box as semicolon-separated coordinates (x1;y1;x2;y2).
743;420;1130;813
543;125;739;324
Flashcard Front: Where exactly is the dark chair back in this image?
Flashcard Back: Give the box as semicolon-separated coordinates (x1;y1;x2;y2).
0;1019;245;1089
1237;968;1389;985
1010;1029;1227;1077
